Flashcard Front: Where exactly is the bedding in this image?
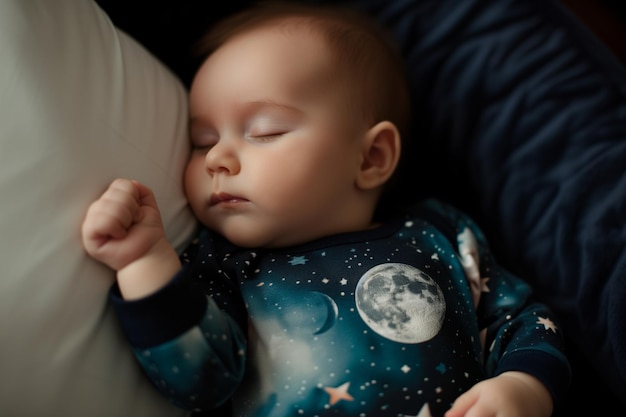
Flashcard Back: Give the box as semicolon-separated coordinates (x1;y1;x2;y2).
1;0;624;415
0;1;195;416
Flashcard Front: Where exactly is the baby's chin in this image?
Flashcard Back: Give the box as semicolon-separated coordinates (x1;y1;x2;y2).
223;233;292;250
209;223;277;249
217;226;313;250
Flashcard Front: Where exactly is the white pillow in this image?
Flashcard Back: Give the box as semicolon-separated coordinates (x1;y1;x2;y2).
0;1;196;415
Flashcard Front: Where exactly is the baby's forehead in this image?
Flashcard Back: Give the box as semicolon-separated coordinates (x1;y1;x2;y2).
192;16;345;101
216;18;338;69
232;16;330;44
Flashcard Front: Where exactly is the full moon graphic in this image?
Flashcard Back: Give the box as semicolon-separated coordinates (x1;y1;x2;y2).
355;263;445;344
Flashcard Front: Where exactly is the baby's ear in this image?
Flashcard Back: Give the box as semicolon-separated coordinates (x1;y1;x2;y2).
355;120;401;190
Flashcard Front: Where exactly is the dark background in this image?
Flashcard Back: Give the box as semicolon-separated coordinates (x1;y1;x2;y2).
94;0;626;89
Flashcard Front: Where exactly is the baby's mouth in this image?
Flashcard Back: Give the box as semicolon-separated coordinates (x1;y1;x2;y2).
210;192;247;206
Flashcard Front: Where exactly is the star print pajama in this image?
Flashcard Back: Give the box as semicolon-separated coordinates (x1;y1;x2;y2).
111;198;571;417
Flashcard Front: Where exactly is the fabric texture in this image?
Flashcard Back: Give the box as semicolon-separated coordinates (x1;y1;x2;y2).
111;200;570;417
0;1;195;415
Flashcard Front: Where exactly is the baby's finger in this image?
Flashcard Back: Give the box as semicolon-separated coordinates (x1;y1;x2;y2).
445;388;478;417
82;180;139;242
131;180;160;213
88;200;135;239
99;179;142;227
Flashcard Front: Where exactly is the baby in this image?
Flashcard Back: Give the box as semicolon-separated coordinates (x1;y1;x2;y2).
81;2;570;416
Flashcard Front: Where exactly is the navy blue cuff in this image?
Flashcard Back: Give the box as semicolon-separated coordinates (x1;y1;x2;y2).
110;265;207;349
496;349;572;409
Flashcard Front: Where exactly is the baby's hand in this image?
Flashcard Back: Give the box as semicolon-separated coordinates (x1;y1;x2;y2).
81;178;166;272
445;371;553;417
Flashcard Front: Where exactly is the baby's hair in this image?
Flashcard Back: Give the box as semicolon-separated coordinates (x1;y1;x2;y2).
195;1;411;140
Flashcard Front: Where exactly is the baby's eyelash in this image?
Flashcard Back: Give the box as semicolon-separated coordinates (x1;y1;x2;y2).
190;131;219;148
248;132;285;142
192;143;215;149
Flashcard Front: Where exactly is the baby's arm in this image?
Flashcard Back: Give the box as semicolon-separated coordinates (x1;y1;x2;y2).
83;179;247;410
419;199;570;417
81;178;181;299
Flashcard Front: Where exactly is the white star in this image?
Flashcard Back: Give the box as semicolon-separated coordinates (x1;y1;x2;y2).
537;316;557;333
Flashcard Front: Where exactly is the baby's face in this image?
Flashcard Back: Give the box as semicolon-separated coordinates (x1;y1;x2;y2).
186;21;370;248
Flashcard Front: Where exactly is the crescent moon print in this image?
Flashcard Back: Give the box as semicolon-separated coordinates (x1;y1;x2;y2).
269;290;340;336
312;291;339;335
355;263;445;344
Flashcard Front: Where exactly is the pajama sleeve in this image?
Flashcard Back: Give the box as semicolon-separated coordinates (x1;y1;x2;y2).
421;199;571;407
110;266;247;411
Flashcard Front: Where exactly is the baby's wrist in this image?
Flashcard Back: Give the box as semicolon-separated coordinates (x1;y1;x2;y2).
116;239;181;300
499;371;553;415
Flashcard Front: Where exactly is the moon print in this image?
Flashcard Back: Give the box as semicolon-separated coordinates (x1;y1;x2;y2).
355;263;445;344
277;291;339;336
312;292;339;335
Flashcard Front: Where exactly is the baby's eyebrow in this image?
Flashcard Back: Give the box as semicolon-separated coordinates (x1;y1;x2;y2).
242;100;304;115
